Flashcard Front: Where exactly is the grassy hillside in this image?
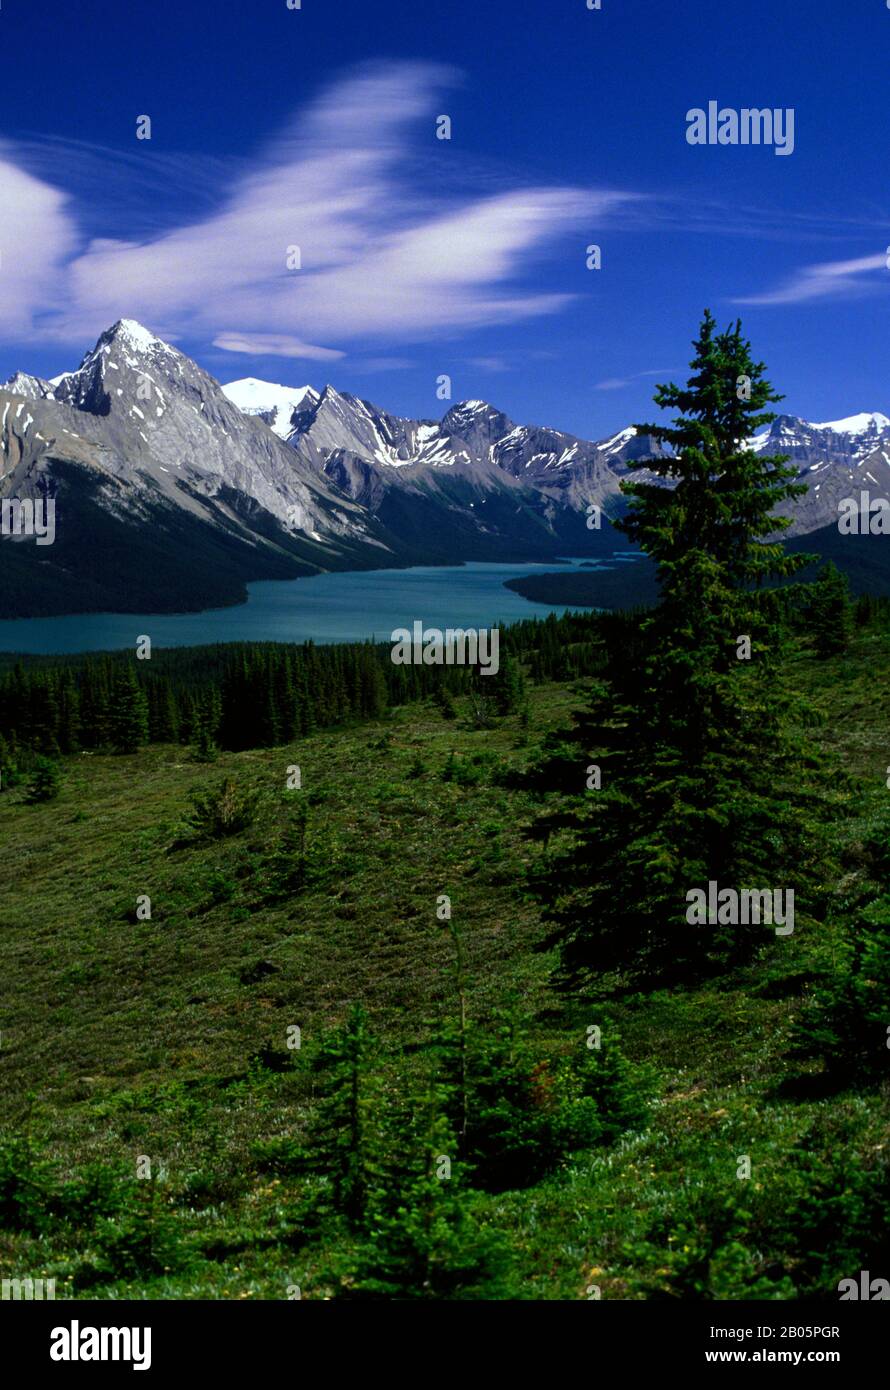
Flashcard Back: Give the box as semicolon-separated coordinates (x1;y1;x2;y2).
0;629;888;1299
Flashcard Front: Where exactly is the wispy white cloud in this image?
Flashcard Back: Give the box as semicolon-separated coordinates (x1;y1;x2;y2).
0;61;638;358
348;356;415;373
465;356;510;372
213;333;345;361
733;252;887;306
595;379;632;391
0;151;77;336
594;368;673;391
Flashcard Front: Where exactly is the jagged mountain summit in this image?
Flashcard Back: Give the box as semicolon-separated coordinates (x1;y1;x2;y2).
1;320;638;617
747;411;890;536
221;377;661;477
0;321;393;617
217;378;673;567
2;320;369;542
2;371;56;401
751;411;890;461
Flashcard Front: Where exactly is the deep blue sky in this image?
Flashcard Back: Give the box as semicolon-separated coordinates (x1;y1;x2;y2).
1;0;888;439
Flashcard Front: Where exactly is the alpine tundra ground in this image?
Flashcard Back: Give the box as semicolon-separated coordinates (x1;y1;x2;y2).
0;631;888;1299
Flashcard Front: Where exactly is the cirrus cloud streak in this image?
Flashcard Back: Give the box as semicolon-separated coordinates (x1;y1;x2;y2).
0;61;639;360
733;252;888;306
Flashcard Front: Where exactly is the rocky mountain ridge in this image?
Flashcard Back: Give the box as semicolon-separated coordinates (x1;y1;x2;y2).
3;320;889;617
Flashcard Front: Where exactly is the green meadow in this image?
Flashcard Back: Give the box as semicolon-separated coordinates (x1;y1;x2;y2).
1;619;888;1300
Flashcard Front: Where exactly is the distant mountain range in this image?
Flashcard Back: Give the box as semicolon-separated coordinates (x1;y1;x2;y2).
2;320;889;618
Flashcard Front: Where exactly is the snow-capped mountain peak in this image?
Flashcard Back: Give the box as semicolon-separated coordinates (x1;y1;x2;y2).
440;399;515;453
80;318;179;373
221;378;317;440
809;411;890;435
598;425;638;456
0;371;55;400
748;410;890;456
109;318;172;356
49;318;185;415
2;320;377;558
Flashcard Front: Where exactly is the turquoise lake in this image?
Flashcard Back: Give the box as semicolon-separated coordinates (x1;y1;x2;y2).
0;555;641;654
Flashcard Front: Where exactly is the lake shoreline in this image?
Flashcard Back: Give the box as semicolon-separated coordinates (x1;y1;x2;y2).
0;551;579;624
0;557;611;656
505;556;657;609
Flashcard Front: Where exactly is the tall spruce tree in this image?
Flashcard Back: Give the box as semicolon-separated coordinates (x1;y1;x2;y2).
57;674;81;753
491;650;524;715
148;681;180;744
307;1005;381;1230
26;755;62;803
808;561;853;658
109;668;149;754
527;312;828;985
345;1085;511;1299
622;310;810;753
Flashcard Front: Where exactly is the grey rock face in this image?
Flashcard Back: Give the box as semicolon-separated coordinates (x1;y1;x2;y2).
252;380;890;544
251;379;674;527
29;320;377;549
751;413;890;535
